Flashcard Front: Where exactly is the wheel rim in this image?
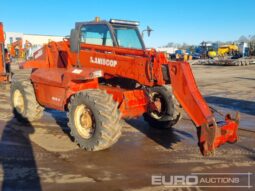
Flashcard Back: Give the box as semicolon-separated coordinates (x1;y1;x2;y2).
74;104;95;139
13;89;25;113
150;92;167;119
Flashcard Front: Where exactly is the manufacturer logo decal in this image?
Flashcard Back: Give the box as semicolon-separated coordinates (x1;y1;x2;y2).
90;57;117;67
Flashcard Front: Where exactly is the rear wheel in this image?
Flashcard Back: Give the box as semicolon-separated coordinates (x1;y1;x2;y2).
67;89;122;151
144;86;181;129
11;80;44;122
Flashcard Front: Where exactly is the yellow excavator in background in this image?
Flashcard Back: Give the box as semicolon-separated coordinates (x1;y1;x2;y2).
218;44;239;56
198;42;239;58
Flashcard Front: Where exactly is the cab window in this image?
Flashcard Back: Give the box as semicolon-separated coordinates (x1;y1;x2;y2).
80;24;113;46
113;25;143;49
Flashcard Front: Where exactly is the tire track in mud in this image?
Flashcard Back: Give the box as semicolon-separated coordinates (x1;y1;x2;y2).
169;141;255;172
0;84;79;152
0;86;85;185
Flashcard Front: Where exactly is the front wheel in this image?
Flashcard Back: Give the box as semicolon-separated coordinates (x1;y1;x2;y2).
67;89;122;151
144;86;181;129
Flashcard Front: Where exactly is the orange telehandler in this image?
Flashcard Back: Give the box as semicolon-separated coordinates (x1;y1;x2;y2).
0;22;9;83
11;18;239;155
9;39;32;59
9;39;22;58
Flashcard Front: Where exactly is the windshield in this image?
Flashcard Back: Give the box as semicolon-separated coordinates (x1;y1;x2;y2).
113;26;143;49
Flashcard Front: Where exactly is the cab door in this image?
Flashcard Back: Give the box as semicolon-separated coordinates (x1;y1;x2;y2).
78;24;117;73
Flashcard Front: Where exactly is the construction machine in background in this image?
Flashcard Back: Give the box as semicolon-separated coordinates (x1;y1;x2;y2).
9;39;23;58
0;22;10;83
196;42;255;66
193;42;217;59
9;39;32;59
218;44;239;57
11;18;239;156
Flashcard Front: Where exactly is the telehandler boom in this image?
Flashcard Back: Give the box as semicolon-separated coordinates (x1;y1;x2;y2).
11;18;239;155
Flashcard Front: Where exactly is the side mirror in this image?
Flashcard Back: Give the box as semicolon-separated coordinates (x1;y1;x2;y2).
146;26;153;37
70;29;80;53
142;26;153;38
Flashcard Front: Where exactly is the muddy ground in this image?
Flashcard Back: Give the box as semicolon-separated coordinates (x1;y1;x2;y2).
0;64;254;191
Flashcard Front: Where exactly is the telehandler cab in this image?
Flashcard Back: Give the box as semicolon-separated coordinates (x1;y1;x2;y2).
11;18;239;155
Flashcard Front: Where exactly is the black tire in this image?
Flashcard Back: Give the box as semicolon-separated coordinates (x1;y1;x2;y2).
144;86;181;129
10;80;44;122
67;89;122;151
